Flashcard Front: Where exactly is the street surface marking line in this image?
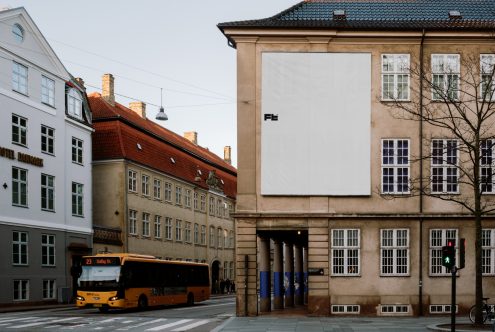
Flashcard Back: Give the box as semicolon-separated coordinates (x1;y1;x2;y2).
209;317;235;332
145;319;193;331
0;317;40;324
117;318;166;330
171;319;210;331
172;303;232;311
6;318;56;329
100;317;124;323
48;317;81;323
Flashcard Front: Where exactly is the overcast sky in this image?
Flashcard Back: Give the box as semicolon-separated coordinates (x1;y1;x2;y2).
5;0;299;167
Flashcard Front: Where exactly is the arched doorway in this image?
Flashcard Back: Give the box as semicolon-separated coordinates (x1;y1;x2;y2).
211;260;220;294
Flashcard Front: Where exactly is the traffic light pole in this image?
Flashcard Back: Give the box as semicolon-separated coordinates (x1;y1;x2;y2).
451;266;456;332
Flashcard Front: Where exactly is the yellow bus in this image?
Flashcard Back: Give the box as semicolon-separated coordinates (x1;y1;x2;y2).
75;253;210;312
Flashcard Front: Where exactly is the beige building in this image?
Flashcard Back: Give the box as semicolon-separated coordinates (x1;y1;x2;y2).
219;0;495;316
89;74;237;287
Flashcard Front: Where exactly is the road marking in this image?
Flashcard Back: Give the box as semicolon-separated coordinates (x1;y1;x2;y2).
172;302;233;310
171;319;210;331
100;317;124;323
146;319;193;331
0;317;39;324
6;318;55;329
116;318;166;331
122;320;134;323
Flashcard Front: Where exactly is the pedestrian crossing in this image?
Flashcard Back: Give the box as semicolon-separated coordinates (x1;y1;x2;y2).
0;315;212;331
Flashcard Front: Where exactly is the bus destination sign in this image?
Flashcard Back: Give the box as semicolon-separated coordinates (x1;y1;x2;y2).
83;257;120;266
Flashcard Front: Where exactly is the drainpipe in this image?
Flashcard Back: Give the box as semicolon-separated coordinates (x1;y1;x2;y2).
124;162;129;253
419;29;425;316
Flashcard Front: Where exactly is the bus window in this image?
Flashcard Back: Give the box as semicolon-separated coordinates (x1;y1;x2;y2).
78;265;121;291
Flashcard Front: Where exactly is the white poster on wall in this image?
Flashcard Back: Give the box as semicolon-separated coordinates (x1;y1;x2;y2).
261;52;371;196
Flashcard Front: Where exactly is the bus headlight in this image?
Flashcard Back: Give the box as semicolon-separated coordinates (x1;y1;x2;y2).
109;296;119;301
76;296;85;301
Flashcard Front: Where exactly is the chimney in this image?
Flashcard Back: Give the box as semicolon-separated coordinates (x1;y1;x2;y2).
224;146;232;164
102;73;115;106
74;77;85;90
184;131;198;145
129;101;146;119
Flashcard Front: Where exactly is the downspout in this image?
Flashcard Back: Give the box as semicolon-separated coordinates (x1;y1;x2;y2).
124;162;129;253
419;29;425;316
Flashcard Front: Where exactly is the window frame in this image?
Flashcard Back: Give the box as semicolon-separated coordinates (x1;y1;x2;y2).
165;217;172;240
165;182;172;202
381;54;410;101
128;170;137;192
381;139;410;194
480;54;495;101
153;178;162;200
482;228;495;275
12;167;28;207
41;234;55;266
380;229;409;276
175;219;183;241
201;225;206;245
185;189;191;208
41;125;55;155
42;279;56;299
12;231;28;266
129;209;137;235
154;215;162;239
71;137;83;165
185;222;192;243
429;229;458;276
431;139;459;194
431;54;460;101
41;75;55;107
12;114;27;147
175;186;182;205
41;173;55;212
331;229;360;276
142;212;150;237
71;182;84;217
141;175;150;197
481;139;495;194
13;280;29;301
194;223;199;244
12;61;28;95
67;88;82;119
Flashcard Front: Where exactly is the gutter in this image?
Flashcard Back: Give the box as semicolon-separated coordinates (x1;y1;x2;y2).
419;28;425;317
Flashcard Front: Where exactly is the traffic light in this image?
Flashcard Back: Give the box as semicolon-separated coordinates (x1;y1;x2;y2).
459;238;466;269
442;240;456;270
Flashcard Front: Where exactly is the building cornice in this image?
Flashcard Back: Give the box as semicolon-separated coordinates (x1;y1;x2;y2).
233;212;495;219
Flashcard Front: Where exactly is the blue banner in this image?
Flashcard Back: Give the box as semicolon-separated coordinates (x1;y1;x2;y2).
260;271;270;299
273;271;282;296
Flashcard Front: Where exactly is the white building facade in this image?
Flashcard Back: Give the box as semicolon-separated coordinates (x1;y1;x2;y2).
0;7;92;305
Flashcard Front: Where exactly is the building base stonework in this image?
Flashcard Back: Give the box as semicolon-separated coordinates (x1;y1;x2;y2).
308;296;330;316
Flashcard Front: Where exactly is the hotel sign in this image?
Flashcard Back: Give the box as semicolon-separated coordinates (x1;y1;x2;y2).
0;146;43;167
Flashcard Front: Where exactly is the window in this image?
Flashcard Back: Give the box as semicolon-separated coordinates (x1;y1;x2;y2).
201;225;206;245
129;210;137;235
185;189;191;208
71;137;83;165
12;231;28;265
381;229;409;275
382;54;410;100
230;262;234;279
224;261;229;279
12;62;27;95
430;229;458;275
209;197;215;215
12;167;28;207
482;229;495;275
209;226;215;247
13;280;29;301
382;139;410;194
41;174;55;211
154;215;162;238
432;54;460;100
71;182;83;216
165;217;172;240
128;170;137;192
217;199;221;216
41;125;55;155
331;305;360;315
41;76;55;107
12;24;24;43
68;88;82;119
175;186;182;205
200;194;206;212
41;234;55;266
194;192;198;210
142;213;150;237
229;231;234;248
224;230;228;248
194;223;199;244
142;175;150;196
42;280;56;299
153;179;161;200
185;222;191;242
12;114;27;146
218;228;223;248
165;182;172;202
331;229;360;276
175;220;182;241
480;54;495;100
481;140;495;193
431;139;458;194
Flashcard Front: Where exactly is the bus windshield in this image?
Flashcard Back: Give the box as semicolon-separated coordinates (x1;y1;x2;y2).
78;266;121;291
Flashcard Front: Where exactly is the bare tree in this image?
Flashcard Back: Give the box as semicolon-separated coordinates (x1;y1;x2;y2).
386;52;495;325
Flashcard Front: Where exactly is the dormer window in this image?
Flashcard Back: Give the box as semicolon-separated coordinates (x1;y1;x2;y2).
12;24;24;43
448;10;461;19
333;9;346;20
68;88;82;119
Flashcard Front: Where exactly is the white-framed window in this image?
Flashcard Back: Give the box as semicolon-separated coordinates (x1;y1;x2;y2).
217;228;223;248
201;225;206;245
71;137;83;165
153;179;161;200
430;305;458;314
12;167;28;207
12;23;24;43
229;231;234;248
12;231;28;265
13;280;29;301
209;197;215;215
165;182;172;201
129;209;137;235
68;88;82;119
382;139;410;194
128;170;137;192
41;234;55;266
382;54;410;100
200;194;206;212
154;215;161;238
194;223;199;244
194;192;198;210
71;182;83;216
41;125;54;155
216;199;222;216
482;229;495;275
432;54;460;100
12;114;27;146
331;305;360;315
175;220;182;241
331;229;360;276
41;75;55;107
209;226;215;247
185;222;191;243
141;175;150;197
185;189;191;208
380;229;409;275
41;174;55;212
142;213;150;237
224;229;228;248
481;139;495;193
42;280;56;299
480;54;495;100
12;62;28;95
430;229;458;275
165;217;172;240
380;304;410;315
431;139;459;194
175;186;182;205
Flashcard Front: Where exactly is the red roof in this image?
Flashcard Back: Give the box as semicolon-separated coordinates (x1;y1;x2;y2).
89;93;237;199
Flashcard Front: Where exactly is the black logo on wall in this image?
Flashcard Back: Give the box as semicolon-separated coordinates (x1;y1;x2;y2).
264;114;279;121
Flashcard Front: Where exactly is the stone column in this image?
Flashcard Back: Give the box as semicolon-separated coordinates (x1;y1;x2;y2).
294;244;303;305
284;242;294;307
259;236;271;312
303;246;309;305
273;239;284;309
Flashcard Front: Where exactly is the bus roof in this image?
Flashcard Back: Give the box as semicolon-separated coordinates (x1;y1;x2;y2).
82;253;209;266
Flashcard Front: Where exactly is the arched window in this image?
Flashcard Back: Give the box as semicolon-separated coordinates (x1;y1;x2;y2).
68;88;82;119
12;24;24;43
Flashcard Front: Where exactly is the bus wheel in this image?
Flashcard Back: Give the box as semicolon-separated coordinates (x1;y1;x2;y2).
138;295;148;310
187;293;194;306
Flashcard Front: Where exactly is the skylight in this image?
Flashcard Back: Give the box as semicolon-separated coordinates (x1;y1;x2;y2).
449;10;461;19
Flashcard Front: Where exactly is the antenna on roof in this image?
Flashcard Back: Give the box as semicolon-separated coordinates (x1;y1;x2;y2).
155;87;168;121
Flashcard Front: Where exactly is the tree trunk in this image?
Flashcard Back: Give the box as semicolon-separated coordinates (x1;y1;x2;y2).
474;213;483;325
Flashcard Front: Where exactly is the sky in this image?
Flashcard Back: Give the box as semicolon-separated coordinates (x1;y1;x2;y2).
4;0;300;167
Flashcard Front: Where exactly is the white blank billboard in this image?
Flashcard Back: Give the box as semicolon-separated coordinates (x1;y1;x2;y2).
261;53;371;196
